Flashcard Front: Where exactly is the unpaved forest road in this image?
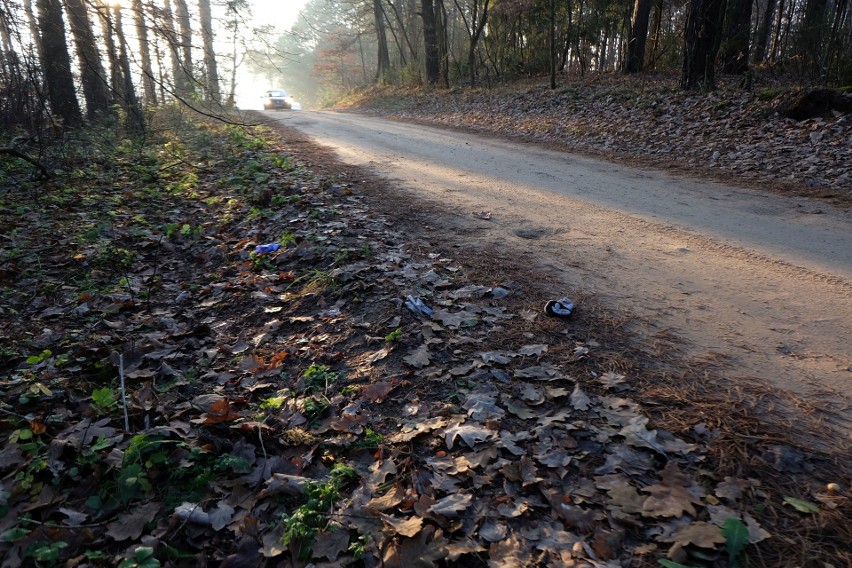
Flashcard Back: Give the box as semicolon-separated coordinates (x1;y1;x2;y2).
274;110;852;435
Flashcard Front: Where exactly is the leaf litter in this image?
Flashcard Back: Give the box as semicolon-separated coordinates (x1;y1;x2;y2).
0;110;849;567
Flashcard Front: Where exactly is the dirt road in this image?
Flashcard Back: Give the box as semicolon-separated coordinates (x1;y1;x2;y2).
275;110;852;432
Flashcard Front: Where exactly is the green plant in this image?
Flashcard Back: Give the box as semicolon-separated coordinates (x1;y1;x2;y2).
723;517;749;566
118;546;160;568
260;393;289;412
302;269;338;293
26;540;68;566
282;463;359;560
756;87;784;100
249;251;273;272
272;155;295;171
348;535;370;560
25;349;52;365
279;232;298;247
91;386;117;412
384;328;402;342
111;434;173;503
301;398;329;425
354;428;383;450
303;364;338;393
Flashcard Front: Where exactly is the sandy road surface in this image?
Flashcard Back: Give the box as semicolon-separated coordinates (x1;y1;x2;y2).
273;110;852;432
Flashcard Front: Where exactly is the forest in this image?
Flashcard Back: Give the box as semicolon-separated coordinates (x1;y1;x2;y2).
0;0;850;129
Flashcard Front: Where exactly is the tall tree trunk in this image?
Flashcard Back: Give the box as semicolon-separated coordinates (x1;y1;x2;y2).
373;0;390;82
98;6;120;102
421;0;440;84
454;0;490;87
680;0;727;89
131;0;157;104
158;0;183;98
799;0;828;78
113;3;141;126
435;0;449;86
65;0;111;119
198;0;219;102
753;0;776;62
769;0;784;61
36;0;81;125
719;0;753;73
625;0;652;72
648;0;663;67
174;0;194;94
549;0;556;87
22;0;45;62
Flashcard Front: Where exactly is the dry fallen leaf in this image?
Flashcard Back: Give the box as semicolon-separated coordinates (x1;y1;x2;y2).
106;501;161;541
659;521;726;549
641;461;705;518
570;384;592;410
367;483;406;512
428;493;473;517
443;420;495;449
403;344;432;368
380;513;424;537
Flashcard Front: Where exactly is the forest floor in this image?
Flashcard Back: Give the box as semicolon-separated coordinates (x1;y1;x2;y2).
0;89;849;568
334;72;852;206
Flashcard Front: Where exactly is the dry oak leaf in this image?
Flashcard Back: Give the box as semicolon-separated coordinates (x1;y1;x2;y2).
106;501;161;541
503;399;537;420
715;477;759;502
362;380;397;402
660;521;726;549
209;502;235;531
367;483;406;512
488;533;528;568
312;528;351;561
382;524;448;568
570;384;592;411
443;420;495;450
387;416;448;443
641;461;705;518
607;485;646;516
380;513;424;537
428;493;473;517
446;537;486;561
403;344;431;368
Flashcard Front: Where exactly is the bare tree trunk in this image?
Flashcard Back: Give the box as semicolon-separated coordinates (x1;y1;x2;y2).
374;0;390;82
131;0;157;104
549;0;556;87
156;0;183;98
97;6;121;102
799;0;828;78
422;0;440;84
769;0;784;61
36;0;81;125
648;0;663;67
22;0;45;62
625;0;652;72
681;0;727;89
719;0;753;74
436;0;449;86
113;3;142;128
174;0;194;94
198;0;219;102
753;0;776;62
65;0;111;119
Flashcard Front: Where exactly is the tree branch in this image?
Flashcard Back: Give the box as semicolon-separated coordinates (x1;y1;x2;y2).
0;147;51;180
